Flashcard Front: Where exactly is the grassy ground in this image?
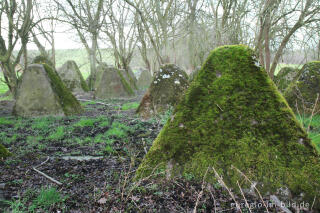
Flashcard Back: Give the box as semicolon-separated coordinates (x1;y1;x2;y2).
296;114;320;153
0;98;296;212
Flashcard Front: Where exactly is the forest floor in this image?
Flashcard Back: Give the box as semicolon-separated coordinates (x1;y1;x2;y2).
0;93;317;212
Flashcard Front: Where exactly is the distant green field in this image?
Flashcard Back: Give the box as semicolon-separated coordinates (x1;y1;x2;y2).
0;72;9;94
26;49;115;80
1;48;115;96
274;63;302;75
54;49;115;79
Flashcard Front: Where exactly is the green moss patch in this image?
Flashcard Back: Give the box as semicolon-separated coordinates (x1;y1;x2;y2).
32;55;54;68
0;143;12;159
117;70;135;95
43;64;83;115
122;102;139;110
136;45;320;208
188;66;201;83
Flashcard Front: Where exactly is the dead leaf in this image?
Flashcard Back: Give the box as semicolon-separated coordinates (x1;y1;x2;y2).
97;197;107;204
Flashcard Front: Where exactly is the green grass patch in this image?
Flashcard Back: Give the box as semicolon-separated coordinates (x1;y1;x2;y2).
14;118;29;130
122;102;139;110
0;132;18;146
296;114;320;153
31;117;56;129
0;117;14;126
94;134;105;143
48;126;66;140
74;118;96;127
105;121;131;139
29;187;66;212
104;145;115;154
80;100;97;107
74;116;109;128
0;94;13;101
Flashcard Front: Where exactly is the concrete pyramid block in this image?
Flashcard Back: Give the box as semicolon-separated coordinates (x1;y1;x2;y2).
95;65;134;99
137;68;153;90
136;64;189;119
13;64;83;116
285;61;320;113
136;45;320;208
57;60;89;93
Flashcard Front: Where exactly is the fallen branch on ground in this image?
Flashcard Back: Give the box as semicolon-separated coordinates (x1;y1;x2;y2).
78;98;112;106
32;156;62;185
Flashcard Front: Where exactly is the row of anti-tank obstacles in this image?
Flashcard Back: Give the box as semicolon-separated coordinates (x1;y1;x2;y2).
1;45;320;211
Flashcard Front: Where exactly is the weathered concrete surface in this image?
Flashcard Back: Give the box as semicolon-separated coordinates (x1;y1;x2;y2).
57;60;89;93
136;64;189;119
137;68;153;90
95;66;134;99
13;64;82;116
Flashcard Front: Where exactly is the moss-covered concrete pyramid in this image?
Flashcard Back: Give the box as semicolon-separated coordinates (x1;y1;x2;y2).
13;64;83;116
119;68;138;90
189;66;201;82
88;63;108;91
137;68;153;90
136;45;320;207
285;61;320;113
57;60;89;93
274;67;299;93
95;65;134;99
136;64;189;119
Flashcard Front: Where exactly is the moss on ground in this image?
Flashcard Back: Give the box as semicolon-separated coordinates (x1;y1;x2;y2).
135;45;320;208
284;61;320;113
0;143;12;159
42;64;83;115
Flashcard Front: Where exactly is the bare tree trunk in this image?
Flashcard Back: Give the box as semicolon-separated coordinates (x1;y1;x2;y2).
137;18;151;71
318;39;320;60
51;24;56;68
264;14;271;77
124;0;164;65
88;35;97;90
269;22;303;77
23;45;28;70
2;63;18;95
187;0;198;70
32;31;49;58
